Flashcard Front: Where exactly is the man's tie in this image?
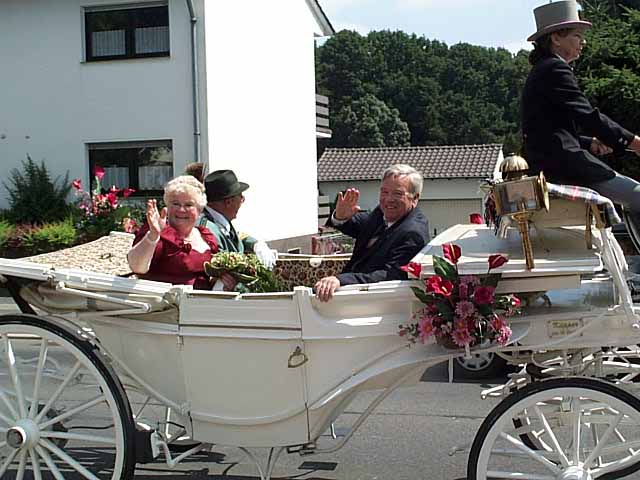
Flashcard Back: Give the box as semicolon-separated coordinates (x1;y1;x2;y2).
366;223;387;248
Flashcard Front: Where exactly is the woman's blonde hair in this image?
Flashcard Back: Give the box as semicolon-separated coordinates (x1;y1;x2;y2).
164;175;207;211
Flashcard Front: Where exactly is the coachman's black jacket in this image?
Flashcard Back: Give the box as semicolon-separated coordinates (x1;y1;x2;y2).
522;53;634;185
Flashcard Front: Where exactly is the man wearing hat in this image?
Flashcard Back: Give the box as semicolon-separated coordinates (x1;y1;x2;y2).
522;0;640;251
200;169;277;268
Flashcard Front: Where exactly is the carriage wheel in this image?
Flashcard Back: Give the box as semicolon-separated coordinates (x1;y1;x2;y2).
0;314;136;479
468;377;640;480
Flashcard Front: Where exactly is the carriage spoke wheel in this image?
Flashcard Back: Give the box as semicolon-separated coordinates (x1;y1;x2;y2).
0;315;135;479
468;377;640;480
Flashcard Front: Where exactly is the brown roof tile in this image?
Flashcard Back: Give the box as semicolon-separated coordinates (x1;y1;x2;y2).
317;144;503;181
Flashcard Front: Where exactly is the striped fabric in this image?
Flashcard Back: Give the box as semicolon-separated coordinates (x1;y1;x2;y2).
547;183;621;226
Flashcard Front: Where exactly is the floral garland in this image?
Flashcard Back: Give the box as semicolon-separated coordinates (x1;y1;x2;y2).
399;243;520;350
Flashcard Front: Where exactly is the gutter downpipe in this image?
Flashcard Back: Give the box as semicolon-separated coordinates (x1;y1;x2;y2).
185;0;201;166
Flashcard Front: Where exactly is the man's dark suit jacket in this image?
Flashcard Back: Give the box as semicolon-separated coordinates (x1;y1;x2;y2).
522;53;633;185
328;206;429;286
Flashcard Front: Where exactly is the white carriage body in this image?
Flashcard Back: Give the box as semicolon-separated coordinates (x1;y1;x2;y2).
1;211;640;451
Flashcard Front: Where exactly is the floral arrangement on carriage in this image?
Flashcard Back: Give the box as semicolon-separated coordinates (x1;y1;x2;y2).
204;251;284;293
399;244;520;352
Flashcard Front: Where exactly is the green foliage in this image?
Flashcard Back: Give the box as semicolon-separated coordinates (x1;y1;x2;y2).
433;256;457;280
0;221;14;249
3;155;72;224
332;94;411;147
316;30;526;150
576;0;640;179
30;219;77;250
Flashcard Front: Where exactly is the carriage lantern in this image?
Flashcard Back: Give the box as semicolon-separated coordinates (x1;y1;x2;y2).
492;166;549;270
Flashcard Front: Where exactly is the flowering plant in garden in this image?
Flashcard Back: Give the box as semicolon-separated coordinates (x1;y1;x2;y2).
72;166;138;239
399;244;520;349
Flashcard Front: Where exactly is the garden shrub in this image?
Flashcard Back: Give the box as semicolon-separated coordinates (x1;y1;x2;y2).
3;155;72;224
2;220;76;257
0;220;14;249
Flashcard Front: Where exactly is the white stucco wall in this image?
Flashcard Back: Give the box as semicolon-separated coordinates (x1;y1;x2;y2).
319;178;485;207
0;0;205;208
203;1;319;241
319;177;486;235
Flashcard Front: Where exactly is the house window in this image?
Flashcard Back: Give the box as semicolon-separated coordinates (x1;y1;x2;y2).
88;140;173;195
85;4;169;62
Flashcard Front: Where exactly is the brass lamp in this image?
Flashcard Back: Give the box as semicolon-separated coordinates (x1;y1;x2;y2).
493;157;549;269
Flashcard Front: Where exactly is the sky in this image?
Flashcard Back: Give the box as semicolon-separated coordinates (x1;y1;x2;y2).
319;0;552;54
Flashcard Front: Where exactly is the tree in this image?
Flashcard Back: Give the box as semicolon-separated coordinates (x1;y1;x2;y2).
577;0;640;178
330;94;411;148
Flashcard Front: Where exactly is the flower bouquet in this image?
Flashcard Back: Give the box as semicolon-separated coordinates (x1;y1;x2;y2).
204;251;283;293
399;244;520;350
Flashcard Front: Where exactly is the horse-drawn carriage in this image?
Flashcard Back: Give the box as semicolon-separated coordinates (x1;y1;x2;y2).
2;177;640;480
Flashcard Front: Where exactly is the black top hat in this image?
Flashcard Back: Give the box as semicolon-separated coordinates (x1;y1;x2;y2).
204;170;249;202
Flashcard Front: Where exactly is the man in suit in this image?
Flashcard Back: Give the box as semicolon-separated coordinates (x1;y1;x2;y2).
314;164;430;302
200;169;277;268
522;0;640;249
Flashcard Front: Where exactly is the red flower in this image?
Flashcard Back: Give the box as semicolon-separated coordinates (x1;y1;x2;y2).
94;166;105;180
488;254;509;270
511;296;521;308
469;213;483;224
401;261;422;278
109;185;120;194
106;192;118;208
426;276;454;297
72;179;82;190
442;243;461;264
474;286;495;305
123;188;135;198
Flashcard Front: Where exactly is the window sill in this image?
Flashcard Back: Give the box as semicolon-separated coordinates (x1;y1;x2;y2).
80;55;172;65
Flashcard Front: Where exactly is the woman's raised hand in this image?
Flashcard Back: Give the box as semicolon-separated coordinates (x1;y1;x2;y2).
334;188;361;221
146;199;167;240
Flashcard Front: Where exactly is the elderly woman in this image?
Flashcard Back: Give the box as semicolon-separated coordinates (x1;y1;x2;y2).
128;175;222;289
522;0;640;249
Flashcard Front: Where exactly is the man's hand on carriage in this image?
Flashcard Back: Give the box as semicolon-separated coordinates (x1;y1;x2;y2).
314;275;341;302
334;188;361;221
146;199;168;240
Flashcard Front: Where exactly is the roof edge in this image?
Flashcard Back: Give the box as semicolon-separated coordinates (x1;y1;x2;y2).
306;0;335;36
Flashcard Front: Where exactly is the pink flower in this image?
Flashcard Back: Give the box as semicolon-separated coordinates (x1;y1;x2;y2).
496;325;512;345
426;276;454;297
474;286;495;305
72;179;82;190
511;296;521;308
451;328;473;347
469;213;483;224
122;217;138;233
418;315;435;343
401;261;422;278
442;243;461;265
455;300;476;318
459;283;468;299
488;254;509;270
123;188;135;198
94;166;105;180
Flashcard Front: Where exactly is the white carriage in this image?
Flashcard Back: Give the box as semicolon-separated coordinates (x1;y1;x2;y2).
2;185;640;480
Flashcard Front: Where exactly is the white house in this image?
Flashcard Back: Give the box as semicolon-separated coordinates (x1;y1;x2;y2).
0;0;333;241
317;144;504;237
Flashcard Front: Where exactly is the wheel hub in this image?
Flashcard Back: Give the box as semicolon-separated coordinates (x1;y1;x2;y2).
6;419;40;450
557;465;592;480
